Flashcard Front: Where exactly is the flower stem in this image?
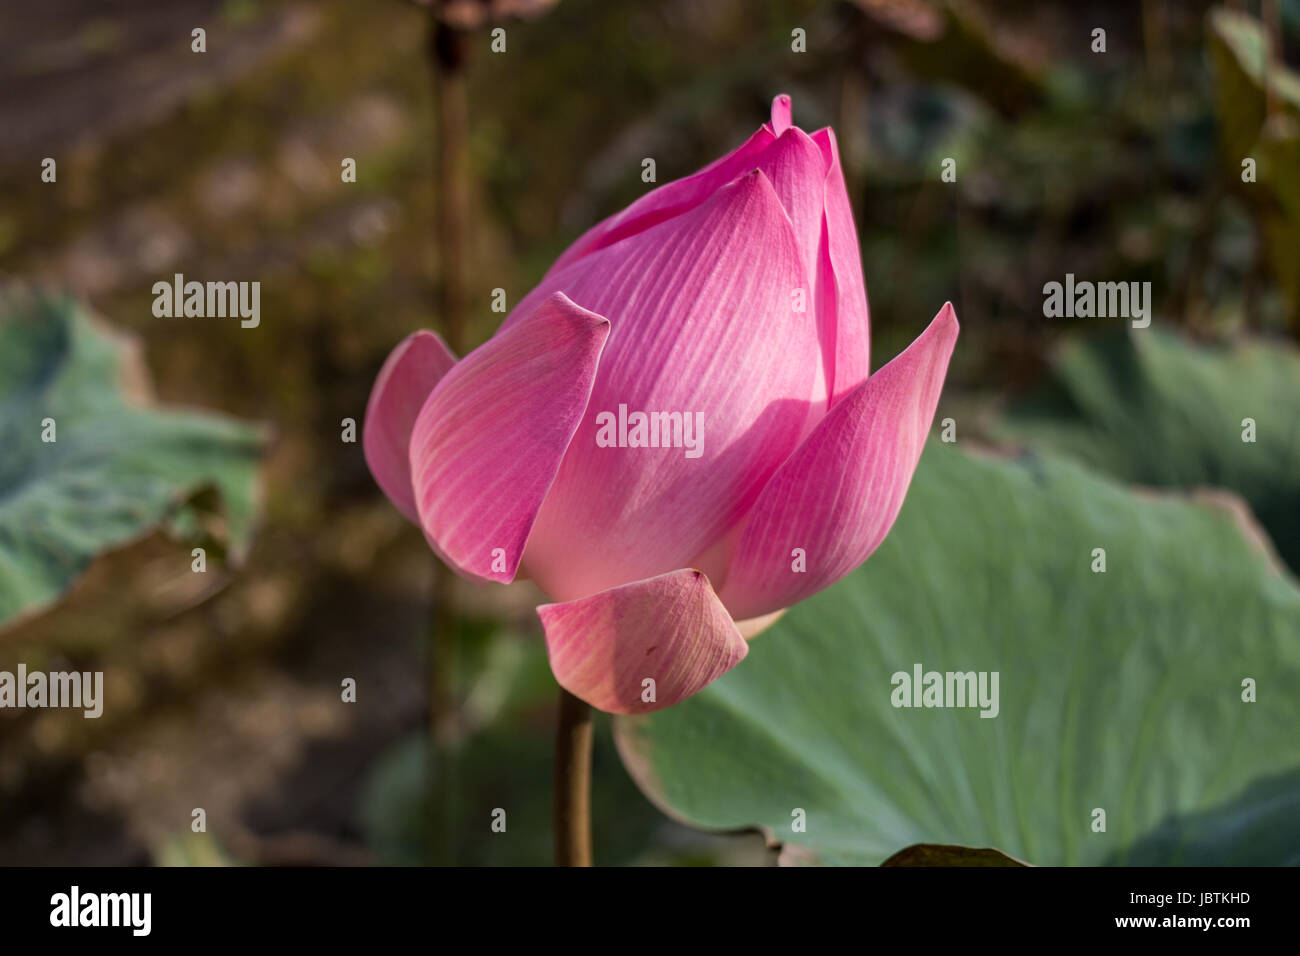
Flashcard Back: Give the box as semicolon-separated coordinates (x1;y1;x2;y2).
431;15;470;356
553;687;593;866
426;6;469;866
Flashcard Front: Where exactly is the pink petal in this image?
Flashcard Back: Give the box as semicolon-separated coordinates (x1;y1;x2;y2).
539;569;748;714
544;125;778;276
757;125;837;419
769;93;793;135
363;330;458;523
718;303;959;621
519;171;822;602
812;126;872;403
408;292;610;583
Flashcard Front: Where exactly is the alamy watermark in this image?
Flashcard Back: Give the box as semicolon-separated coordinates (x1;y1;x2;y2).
891;663;999;718
1043;274;1151;328
152;273;260;328
50;886;150;936
0;664;103;718
594;404;703;459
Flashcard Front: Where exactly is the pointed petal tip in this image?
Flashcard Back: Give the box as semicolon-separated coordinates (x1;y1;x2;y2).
881;301;958;390
925;301;960;348
733;165;778;200
771;94;793;135
938;300;959;328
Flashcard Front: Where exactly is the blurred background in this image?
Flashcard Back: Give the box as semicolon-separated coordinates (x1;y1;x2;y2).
0;0;1297;865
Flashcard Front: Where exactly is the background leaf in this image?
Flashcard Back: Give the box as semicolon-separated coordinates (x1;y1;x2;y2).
615;443;1300;865
0;287;267;631
997;328;1300;573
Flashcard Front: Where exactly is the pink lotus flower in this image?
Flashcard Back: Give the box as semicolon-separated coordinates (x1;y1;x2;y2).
365;95;958;714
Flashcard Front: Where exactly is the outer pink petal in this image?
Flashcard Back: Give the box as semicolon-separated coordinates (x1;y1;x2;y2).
812;126;872;403
544;124;777;276
363;330;458;523
520;171;821;602
718;303;959;621
408;292;610;583
539;569;748;714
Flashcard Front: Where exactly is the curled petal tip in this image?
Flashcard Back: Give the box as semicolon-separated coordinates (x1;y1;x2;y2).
544;290;612;332
770;94;793;135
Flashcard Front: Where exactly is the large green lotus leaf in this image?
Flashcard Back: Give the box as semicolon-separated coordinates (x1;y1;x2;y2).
0;288;266;630
997;328;1300;573
615;443;1300;865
